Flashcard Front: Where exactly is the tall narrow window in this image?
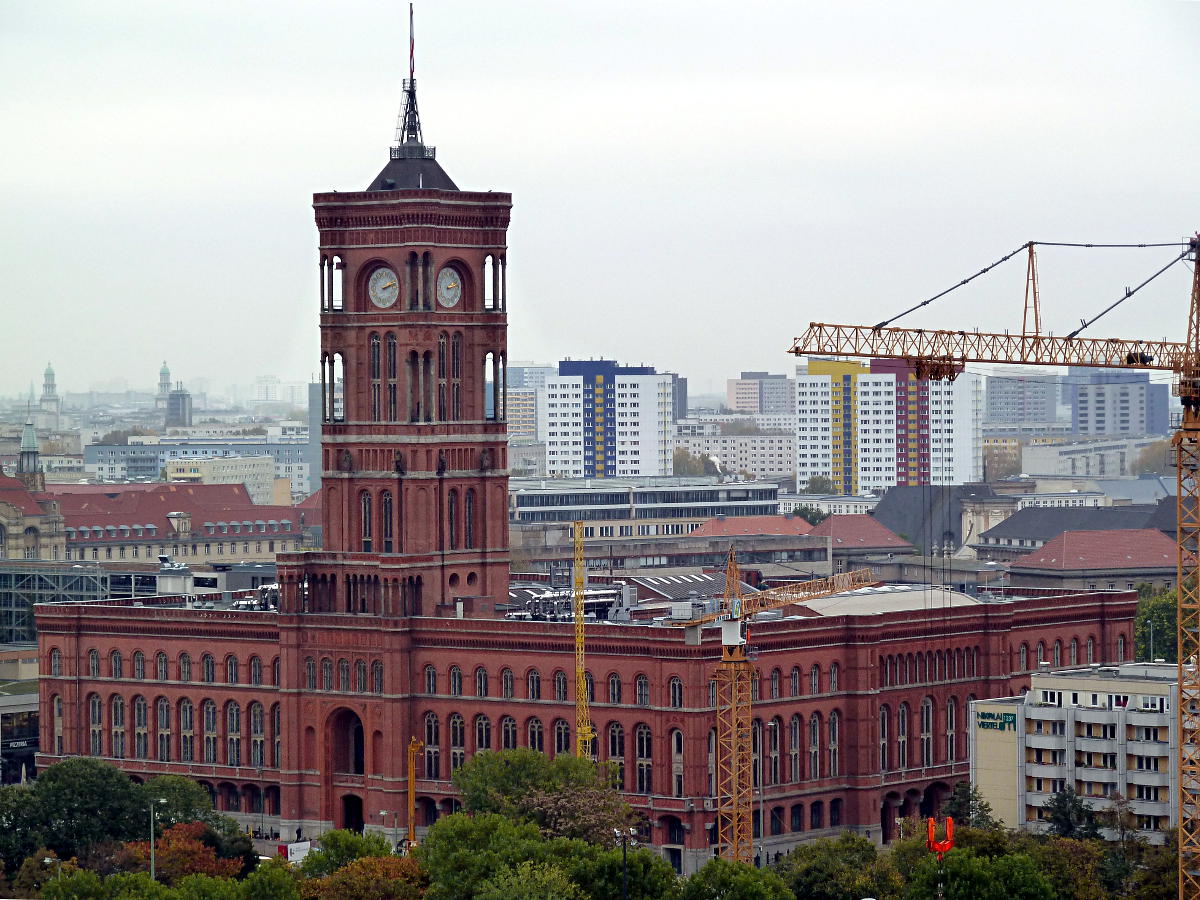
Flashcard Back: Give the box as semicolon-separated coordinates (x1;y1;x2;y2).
451;333;462;420
360;491;373;553
475;714;491;751
450;666;463;697
464;490;476;549
386;333;399;421
202;654;215;684
527;669;541;700
370;333;382;420
669;677;684;709
272;704;281;767
828;711;840;776
156;652;168;681
424;665;437;694
226;655;239;685
356;660;367;692
110;695;126;759
528;718;544;752
554;719;571;756
424;713;440;778
790;666;801;697
608;674;622;704
789;715;801;782
305;657;317;690
250;656;262;686
381;491;394;553
447;490;459;551
372;661;384;694
133;651;145;680
636;675;650;706
338;659;351;692
829;663;840;692
635;724;653;794
879;706;890;771
89;694;103;756
554;670;568;702
436;333;448;421
475;667;489;697
250;702;265;767
133;695;148;759
179;699;194;762
449;714;465;772
608;723;625;788
322;658;333;691
89;649;100;678
671;729;685;797
920;698;934;767
203;701;218;763
501;668;514;699
808;714;820;779
501;716;517;750
945;697;958;761
897;704;909;769
810;664;820;694
111;651;123;679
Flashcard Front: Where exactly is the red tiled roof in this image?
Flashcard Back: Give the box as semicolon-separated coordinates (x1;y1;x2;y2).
807;514;913;550
1010;529;1178;571
0;473;46;516
43;483;313;537
690;514;812;538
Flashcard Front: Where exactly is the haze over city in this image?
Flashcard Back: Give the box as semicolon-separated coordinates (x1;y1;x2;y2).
3;0;1198;398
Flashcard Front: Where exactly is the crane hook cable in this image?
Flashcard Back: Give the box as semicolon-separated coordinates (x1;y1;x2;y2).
872;240;1191;331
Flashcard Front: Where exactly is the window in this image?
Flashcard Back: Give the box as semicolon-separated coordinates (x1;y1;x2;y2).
789;715;801;782
156;652;168;681
372;661;384;694
828;712;839;776
89;693;103;755
501;716;518;750
111;650;123;679
250;656;263;686
920;698;934;767
636;675;650;706
669;677;684;709
829;663;839;692
449;666;463;697
88;649;99;679
879;705;890;770
322;658;333;691
450;714;466;772
179;653;192;683
179;699;194;762
201;654;215;684
133;695;148;759
501;668;514;699
585;671;595;703
609;723;626;788
528;718;544;752
1087;637;1095;664
790;666;801;697
475;667;489;697
424;665;437;694
554;670;568;702
50;648;62;677
133;651;145;680
250;702;265;767
554;719;571;755
356;660;367;693
475;714;492;751
608;673;622;704
897;704;909;769
226;655;239;685
946;697;958;761
810;664;820;694
635;724;653;794
338;659;351;692
305;657;317;690
528;669;541;700
424;713;440;779
808;714;820;778
226;702;243;766
156;697;170;762
770;669;781;699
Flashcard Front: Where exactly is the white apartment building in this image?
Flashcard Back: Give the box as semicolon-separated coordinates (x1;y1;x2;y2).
537;361;674;478
674;432;796;479
777;493;877;516
794;359;982;493
972;663;1175;844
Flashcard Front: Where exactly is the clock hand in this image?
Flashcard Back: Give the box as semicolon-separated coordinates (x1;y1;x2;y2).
383;281;397;290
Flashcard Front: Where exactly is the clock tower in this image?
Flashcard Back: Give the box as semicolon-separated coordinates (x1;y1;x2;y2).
274;21;511;833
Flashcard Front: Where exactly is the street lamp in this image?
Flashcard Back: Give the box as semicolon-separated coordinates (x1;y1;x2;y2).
42;856;62;881
760;720;778;868
379;809;399;848
613;826;638;900
148;798;167;881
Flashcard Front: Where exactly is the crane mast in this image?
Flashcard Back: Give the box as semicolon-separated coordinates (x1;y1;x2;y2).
790;234;1200;898
573;522;595;757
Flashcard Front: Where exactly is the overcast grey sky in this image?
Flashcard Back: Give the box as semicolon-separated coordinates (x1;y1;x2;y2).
3;1;1198;399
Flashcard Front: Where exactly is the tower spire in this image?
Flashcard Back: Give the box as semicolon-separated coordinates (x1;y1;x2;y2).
395;3;424;148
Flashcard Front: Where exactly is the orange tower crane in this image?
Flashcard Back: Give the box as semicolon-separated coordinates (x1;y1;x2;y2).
790;234;1200;897
407;735;423;851
676;548;875;863
573;521;596;757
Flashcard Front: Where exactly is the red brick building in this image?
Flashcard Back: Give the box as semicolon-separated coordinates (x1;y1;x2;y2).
34;72;1138;875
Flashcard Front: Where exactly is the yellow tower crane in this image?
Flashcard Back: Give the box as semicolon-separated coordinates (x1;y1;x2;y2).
406;735;423;851
676;548;875;863
573;521;596;757
790;234;1200;896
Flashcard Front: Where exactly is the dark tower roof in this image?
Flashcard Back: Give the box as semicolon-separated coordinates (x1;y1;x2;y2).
367;5;458;192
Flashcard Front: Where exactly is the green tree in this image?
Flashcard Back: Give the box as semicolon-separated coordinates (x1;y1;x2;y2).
1042;788;1100;840
175;873;243;900
565;844;679;900
477;860;584;900
41;868;106;900
673;447;720;477
239;857;302;900
791;505;828;526
515;785;640;846
31;758;148;860
681;858;792;900
415;814;548;900
299;829;394;879
1128;828;1178;900
1136;585;1177;662
452;749;607;819
1023;836;1106;900
1133;439;1172;475
0;785;42;878
96;871;177;898
773;832;877;900
301;855;426;900
905;848;1052;900
939;781;1000;830
143;775;219;830
801;474;835;495
719;421;769;436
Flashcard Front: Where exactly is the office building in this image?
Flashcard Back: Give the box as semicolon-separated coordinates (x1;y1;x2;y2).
727;372;795;415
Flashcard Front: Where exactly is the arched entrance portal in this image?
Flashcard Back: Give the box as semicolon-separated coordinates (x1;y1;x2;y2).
329;708;365;775
341;794;364;833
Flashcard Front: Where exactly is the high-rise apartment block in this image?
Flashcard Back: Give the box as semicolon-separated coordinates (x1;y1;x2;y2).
1065;368;1170;437
795;359;981;493
538;361;674;478
984;368;1059;425
727;371;795;415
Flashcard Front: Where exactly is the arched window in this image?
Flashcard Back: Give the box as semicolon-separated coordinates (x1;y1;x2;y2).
920;698;934;767
249;656;263;687
1117;633;1127;662
156;697;171;761
386;333;399;421
554;719;571;756
789;714;801;782
790;666;801;697
897;704;909;769
133;651;145;680
828;711;840;776
766;718;781;785
321;658;333;691
50;648;61;677
527;669;541;700
226;655;239;685
808;714;820;778
1019;644;1028;671
635;724;653;794
304;657;316;690
608;722;626;788
475;667;489;697
424;665;437;694
352;657;367;696
810;664;820;694
464;489;475;549
1036;642;1046;665
501;715;518;750
447;489;459;550
585;671;595;703
133;695;148;759
110;695;126;758
554;670;568;702
370;333;382;420
879;705;890;770
946;697;958;761
1053;640;1062;667
89;649;100;678
156;652;168;681
636;675;650;706
449;666;463;697
475;714;492;751
201;654;215;684
770;669;781;699
424;713;440;779
1070;638;1079;665
272;703;281;767
179;652;191;683
381;491;394;553
608;673;622;704
449;714;466;772
338;659;350;692
226;702;242;766
88;693;103;756
111;650;123;679
360;491;373;553
249;702;265;768
669;676;684;709
1087;637;1096;664
829;662;840;692
372;661;384;694
528;718;544;752
179;698;195;762
501;668;514;699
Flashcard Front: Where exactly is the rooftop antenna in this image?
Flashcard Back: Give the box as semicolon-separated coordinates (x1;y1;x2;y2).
395;3;423;147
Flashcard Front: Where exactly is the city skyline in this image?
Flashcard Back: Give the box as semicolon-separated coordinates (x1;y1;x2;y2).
3;1;1197;396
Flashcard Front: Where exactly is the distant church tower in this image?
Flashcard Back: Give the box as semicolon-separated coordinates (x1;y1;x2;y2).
156;361;171;411
16;417;45;493
37;362;61;430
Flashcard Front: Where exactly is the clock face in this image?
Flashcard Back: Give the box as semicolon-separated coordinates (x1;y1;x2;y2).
367;267;400;308
436;266;462;308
